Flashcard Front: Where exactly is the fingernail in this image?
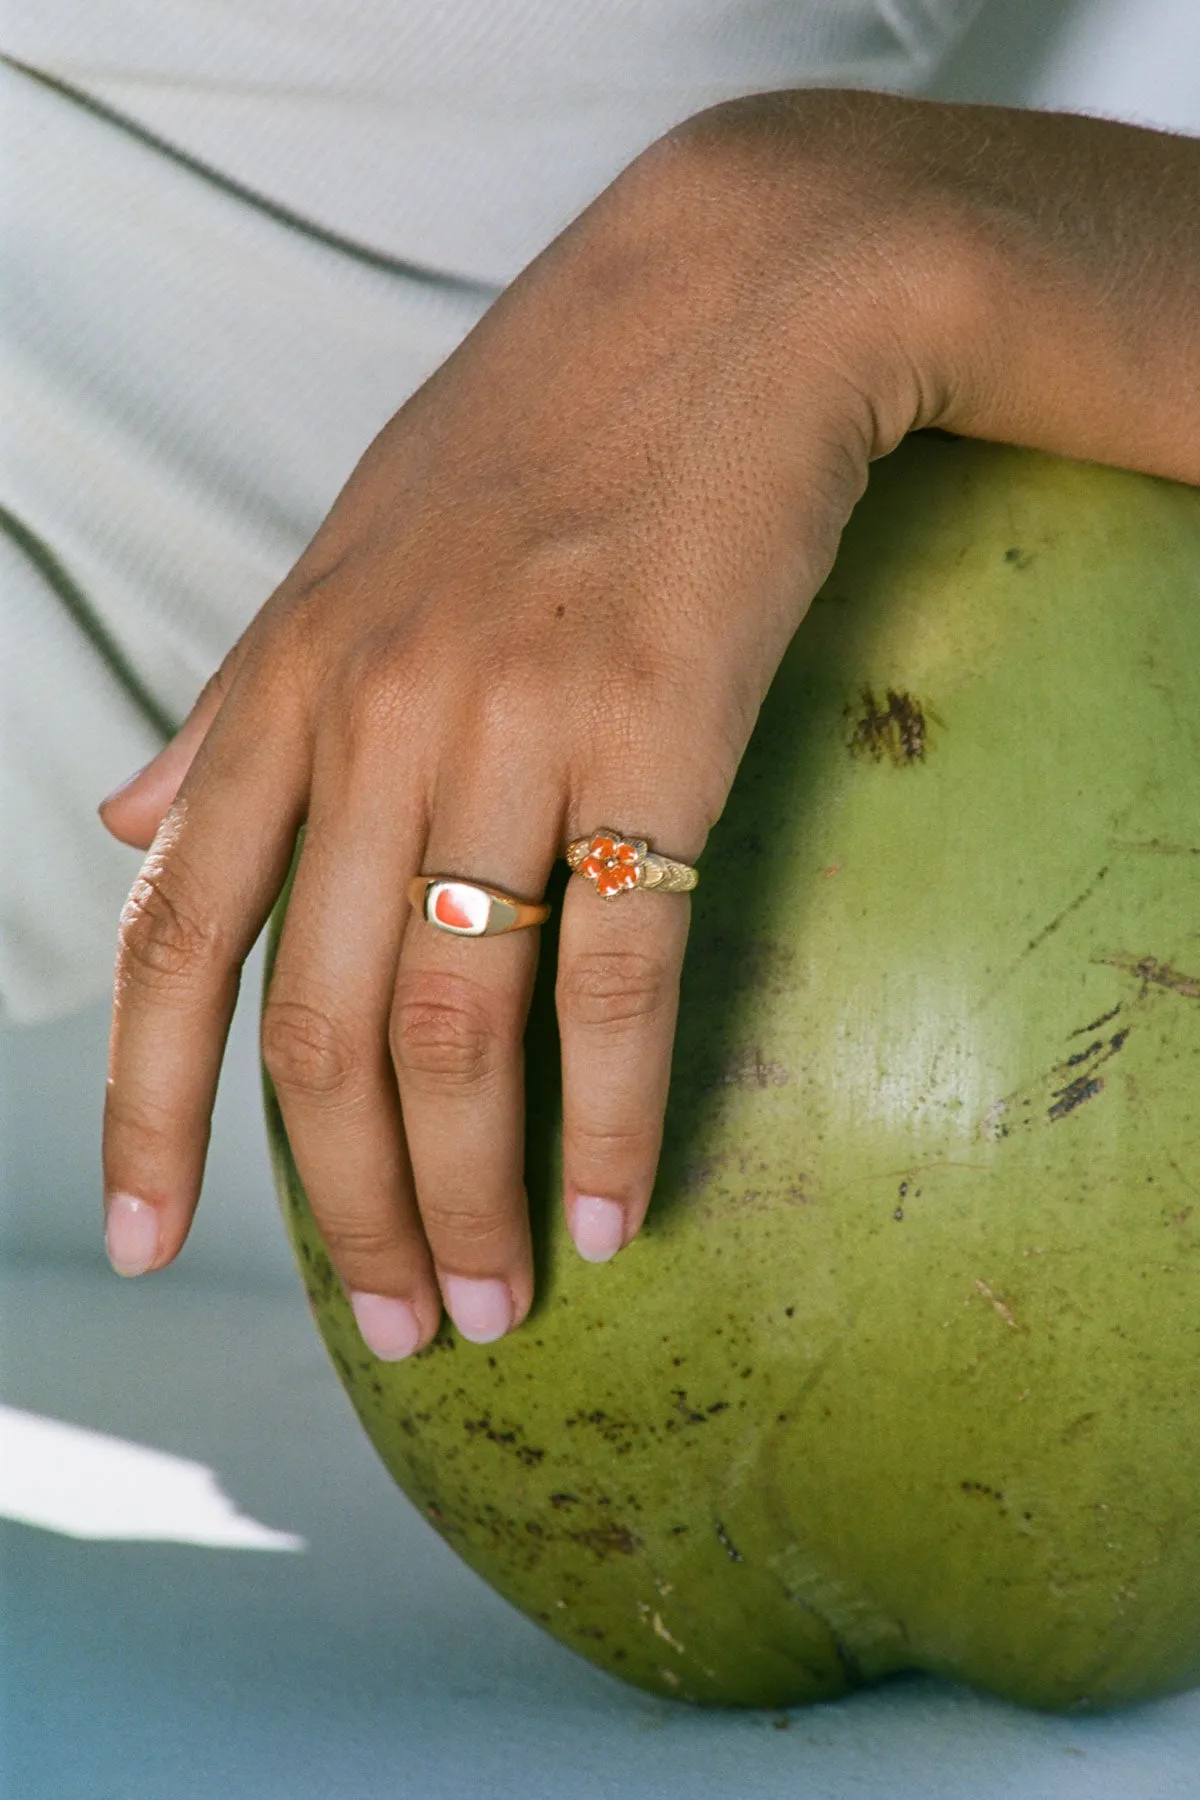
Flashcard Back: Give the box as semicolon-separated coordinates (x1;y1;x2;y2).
98;761;152;809
570;1194;626;1263
105;1193;160;1277
441;1275;513;1344
350;1292;423;1361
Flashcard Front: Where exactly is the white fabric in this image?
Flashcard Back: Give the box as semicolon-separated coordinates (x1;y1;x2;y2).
2;2;987;1025
6;1;982;282
1;58;491;1023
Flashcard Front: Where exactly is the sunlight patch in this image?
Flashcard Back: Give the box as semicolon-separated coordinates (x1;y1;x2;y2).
0;1405;306;1549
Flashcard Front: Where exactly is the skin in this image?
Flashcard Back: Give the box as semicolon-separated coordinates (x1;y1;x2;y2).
97;91;1200;1355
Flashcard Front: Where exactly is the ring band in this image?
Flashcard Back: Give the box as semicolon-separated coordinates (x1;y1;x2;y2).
566;830;698;898
409;876;550;937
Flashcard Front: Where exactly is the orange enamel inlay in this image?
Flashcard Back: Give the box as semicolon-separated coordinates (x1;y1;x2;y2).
597;865;638;897
433;887;477;930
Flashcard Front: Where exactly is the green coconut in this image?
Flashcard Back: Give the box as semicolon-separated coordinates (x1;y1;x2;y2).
263;433;1200;1711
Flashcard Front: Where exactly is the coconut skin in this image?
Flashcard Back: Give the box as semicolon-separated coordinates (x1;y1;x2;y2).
263;435;1200;1710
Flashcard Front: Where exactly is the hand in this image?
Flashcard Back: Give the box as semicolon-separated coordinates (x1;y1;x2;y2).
97;92;1198;1356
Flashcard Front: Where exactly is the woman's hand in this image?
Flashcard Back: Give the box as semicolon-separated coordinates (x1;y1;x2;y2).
97;91;1199;1356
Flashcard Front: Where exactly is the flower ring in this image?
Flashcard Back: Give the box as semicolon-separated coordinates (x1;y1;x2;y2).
565;830;698;898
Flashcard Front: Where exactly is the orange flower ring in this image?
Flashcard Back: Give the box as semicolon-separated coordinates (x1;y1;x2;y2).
579;834;644;898
566;830;698;898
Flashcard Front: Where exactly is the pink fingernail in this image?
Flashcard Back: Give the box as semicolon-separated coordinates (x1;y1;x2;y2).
570;1195;626;1263
441;1275;513;1344
105;1193;160;1277
350;1292;422;1361
99;762;152;809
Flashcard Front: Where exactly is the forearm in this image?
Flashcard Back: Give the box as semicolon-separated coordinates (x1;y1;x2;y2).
667;91;1200;487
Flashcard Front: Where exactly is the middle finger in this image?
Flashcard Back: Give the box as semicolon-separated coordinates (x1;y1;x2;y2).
261;744;440;1359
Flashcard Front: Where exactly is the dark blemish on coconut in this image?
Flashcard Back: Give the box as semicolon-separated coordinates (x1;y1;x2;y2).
715;1520;745;1563
1049;1075;1104;1120
1048;1027;1129;1122
847;688;931;767
568;1523;641;1558
1004;547;1035;571
671;1391;709;1426
961;1480;1006;1503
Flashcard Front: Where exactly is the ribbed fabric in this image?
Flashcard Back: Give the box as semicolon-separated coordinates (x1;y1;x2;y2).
0;3;981;1023
5;1;981;281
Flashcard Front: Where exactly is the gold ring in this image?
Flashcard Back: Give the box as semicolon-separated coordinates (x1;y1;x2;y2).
409;876;550;937
565;830;698;898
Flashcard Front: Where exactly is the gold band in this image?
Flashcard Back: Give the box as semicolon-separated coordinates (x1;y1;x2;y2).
565;830;698;899
409;876;550;937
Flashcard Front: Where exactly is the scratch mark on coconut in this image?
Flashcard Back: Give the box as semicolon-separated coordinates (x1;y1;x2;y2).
957;868;1111;1047
652;1611;686;1654
973;1279;1022;1330
1110;838;1200;857
846;686;935;766
794;1598;864;1687
1070;1004;1122;1037
1095;952;1200;1000
1023;866;1111;963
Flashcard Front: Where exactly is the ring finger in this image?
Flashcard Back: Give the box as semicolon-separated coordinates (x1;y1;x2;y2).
556;812;698;1263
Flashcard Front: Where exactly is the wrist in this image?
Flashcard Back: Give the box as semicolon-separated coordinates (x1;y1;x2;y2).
645;91;970;462
659;90;1200;487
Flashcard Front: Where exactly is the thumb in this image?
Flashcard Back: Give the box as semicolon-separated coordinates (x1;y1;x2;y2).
97;653;240;851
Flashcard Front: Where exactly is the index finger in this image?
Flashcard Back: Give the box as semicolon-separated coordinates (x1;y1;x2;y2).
102;677;306;1276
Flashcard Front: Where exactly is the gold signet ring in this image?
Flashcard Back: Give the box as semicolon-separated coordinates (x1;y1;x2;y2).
565;830;699;898
408;876;550;937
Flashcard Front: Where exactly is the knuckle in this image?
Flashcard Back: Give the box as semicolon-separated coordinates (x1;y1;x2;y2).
261;998;361;1098
315;1211;409;1271
558;946;674;1031
418;1198;511;1253
570;1116;659;1159
117;867;224;990
391;975;505;1091
324;624;429;754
